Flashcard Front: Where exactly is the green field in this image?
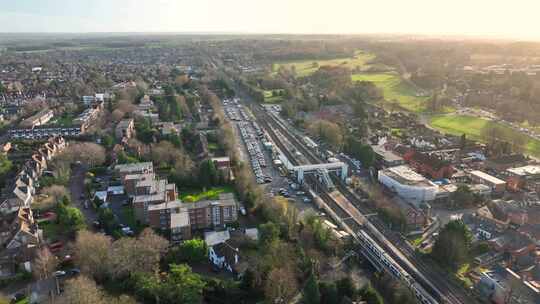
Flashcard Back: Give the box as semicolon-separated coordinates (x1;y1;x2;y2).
351;72;429;113
263;90;285;103
273;51;376;77
429;114;540;157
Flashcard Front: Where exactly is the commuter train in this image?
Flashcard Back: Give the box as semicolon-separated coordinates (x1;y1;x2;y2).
357;229;439;304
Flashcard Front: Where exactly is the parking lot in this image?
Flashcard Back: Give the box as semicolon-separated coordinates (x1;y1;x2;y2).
223;98;272;185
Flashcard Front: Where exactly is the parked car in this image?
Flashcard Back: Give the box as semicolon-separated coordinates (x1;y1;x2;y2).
53;270;66;277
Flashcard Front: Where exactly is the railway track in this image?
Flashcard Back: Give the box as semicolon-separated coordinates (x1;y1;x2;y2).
249;103;478;304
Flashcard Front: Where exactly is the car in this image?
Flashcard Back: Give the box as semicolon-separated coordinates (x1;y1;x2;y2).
302;197;312;203
239;206;247;216
69;268;81;275
93;220;101;228
84;201;89;209
53;270;66;277
10;292;26;302
296;191;306;196
79;193;85;199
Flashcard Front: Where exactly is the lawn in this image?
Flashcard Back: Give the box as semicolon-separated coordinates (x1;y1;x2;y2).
273;51;376;77
180;186;235;203
429;114;540;157
263;90;285;103
351;72;429;113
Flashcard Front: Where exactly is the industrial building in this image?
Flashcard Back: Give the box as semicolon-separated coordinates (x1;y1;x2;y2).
378;165;439;206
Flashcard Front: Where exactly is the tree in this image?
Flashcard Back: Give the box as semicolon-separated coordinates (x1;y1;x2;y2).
360;283;383;304
319;282;340;304
41;185;70;204
450;184;478;208
74;231;112;281
303;274;321;304
110;228;168;278
431;220;472;269
264;267;298;303
0;154;13;189
336;277;355;300
58;275;106;304
167;239;208;264
56;199;86;233
199;159;219;188
135;264;206;304
57;143;106;168
33;247;57;280
344;138;375;168
259;221;280;245
307;120;344;149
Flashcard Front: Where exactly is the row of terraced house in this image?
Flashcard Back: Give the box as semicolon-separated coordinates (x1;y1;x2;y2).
0;137;67;277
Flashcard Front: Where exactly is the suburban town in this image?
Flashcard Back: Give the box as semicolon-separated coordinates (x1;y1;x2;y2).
1;2;540;304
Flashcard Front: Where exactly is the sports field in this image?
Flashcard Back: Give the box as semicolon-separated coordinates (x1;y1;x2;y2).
273;51;376;77
351;72;429;113
429;114;540;157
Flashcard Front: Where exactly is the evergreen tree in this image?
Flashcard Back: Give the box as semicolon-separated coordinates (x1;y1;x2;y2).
303;274;321;304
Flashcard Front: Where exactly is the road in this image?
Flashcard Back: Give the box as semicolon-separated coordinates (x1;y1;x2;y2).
69;165;97;226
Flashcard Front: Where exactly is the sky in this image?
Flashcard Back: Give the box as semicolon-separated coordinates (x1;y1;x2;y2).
1;0;540;39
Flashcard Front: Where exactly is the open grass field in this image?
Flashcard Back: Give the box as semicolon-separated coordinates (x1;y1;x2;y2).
180;186;235;203
273;51;376;77
429;114;540;157
351;72;429;113
263;89;285;103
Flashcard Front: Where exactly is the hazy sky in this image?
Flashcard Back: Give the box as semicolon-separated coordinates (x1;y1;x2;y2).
1;0;540;39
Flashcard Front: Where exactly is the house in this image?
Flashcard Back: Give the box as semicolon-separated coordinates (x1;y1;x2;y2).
114;162;154;178
0;208;41;277
485;154;528;172
506;165;540;192
138;95;154;111
403;151;454;179
204;230;245;276
20;109;54;128
469;170;506;193
115;118;134;140
212;157;232;181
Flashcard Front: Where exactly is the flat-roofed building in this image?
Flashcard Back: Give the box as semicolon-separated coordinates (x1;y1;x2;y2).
506;165;540;192
470;170;506;193
378;165;439;206
372;145;405;168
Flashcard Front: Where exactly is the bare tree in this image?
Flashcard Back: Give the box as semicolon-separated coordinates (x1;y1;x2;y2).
110;228;168;278
57;275;106;304
58;143;106;168
74;231;112;281
41;185;70;204
33;247;57;280
264;267;298;303
111;109;126;122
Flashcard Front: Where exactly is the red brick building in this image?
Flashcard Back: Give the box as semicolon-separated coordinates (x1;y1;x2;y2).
403;151;454;179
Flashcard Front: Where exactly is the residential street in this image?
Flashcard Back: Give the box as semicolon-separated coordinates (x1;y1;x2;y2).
69;164;97;226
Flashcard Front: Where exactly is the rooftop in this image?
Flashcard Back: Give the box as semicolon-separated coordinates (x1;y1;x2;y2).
507;165;540;177
470;170;506;185
381;165;437;187
115;162;153;174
